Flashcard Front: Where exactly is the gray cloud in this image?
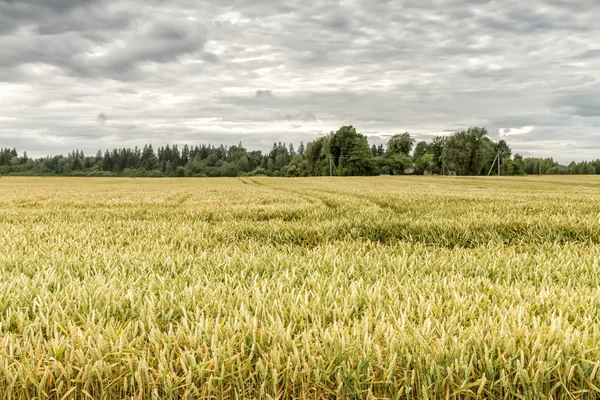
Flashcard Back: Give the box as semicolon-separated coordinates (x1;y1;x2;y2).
575;49;600;60
0;0;599;162
255;90;274;98
283;113;317;122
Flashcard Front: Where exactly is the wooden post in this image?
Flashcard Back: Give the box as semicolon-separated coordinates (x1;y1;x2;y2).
487;153;499;176
497;149;500;176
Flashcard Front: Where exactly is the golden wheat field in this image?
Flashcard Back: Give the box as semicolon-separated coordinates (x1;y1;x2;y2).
1;176;600;399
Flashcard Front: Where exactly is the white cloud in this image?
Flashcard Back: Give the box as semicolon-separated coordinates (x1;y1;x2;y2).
499;126;535;137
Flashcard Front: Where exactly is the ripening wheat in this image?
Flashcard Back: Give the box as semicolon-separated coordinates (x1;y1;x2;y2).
1;175;600;399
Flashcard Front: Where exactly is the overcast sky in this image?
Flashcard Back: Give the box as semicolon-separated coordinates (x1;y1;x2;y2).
0;0;599;162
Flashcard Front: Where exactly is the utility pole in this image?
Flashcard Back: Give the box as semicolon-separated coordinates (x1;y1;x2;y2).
329;155;333;177
497;149;500;176
487;153;499;176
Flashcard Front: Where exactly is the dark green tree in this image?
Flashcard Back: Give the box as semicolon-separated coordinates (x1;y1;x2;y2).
329;126;373;176
387;133;415;156
298;141;305;156
441;127;494;175
413;141;428;161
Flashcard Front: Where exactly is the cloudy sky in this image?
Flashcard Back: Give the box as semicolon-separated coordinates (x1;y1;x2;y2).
0;0;598;162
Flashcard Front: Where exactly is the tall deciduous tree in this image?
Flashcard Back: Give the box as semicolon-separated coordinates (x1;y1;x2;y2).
441;127;494;175
329;126;373;176
413;141;428;161
386;133;415;156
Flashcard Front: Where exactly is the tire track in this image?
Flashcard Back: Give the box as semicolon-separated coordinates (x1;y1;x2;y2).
244;178;342;211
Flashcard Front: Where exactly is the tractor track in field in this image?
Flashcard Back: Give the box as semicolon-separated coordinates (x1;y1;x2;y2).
300;186;408;215
241;177;342;211
241;178;408;215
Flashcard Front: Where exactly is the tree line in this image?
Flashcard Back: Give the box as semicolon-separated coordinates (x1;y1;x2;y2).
1;126;599;177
